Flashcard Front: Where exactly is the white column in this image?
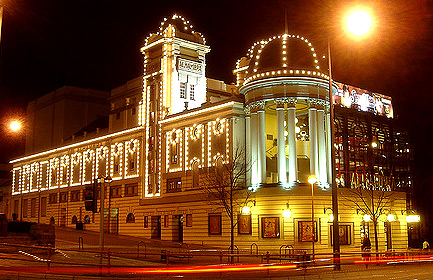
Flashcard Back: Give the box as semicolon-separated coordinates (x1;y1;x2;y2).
245;112;251;187
258;108;266;184
287;103;297;185
308;101;319;178
250;112;258;185
276;106;286;183
317;106;327;186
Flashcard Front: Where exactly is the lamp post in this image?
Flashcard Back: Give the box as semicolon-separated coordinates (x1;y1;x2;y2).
328;6;374;270
98;176;112;255
308;175;317;260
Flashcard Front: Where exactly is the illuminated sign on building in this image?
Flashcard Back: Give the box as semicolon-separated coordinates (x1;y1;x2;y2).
334;83;393;118
178;58;202;75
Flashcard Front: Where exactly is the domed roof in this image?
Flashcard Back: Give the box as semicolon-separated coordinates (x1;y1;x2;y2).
235;34;328;86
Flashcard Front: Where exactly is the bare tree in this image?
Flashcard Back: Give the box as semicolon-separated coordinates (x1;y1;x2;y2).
200;144;252;263
341;169;395;252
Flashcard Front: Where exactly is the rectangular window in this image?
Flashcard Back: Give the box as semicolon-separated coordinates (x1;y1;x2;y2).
30;198;36;218
166;178;182;193
180;82;186;99
59;192;68;203
189;84;195;100
208;214;222;235
116;112;121;120
170;143;178;164
144;216;149;228
164;215;169;228
49;193;57;204
14;199;19;216
23;199;28;218
131;107;136;115
40;197;47;217
70;190;80;202
186;214;192;227
110;186;122;198
125;184;138;197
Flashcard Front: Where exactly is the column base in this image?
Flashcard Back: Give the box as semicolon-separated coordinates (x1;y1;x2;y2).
318;182;331;190
280;181;299;189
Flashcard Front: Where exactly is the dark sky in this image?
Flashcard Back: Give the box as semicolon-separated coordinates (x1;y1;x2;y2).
0;0;433;211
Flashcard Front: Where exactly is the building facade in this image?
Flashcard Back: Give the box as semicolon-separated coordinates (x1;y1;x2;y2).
10;15;414;253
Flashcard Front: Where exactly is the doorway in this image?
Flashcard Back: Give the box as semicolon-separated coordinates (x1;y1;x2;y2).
172;215;183;242
385;222;392;250
151;216;161;239
110;208;119;234
60;208;66;226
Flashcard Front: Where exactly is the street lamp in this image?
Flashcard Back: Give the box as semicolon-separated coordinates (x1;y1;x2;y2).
98;175;112;256
9;120;22;132
308;174;317;260
328;6;374;270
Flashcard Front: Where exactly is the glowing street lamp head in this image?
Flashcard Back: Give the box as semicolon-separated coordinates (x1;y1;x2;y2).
308;175;317;185
344;8;374;39
9;120;22;132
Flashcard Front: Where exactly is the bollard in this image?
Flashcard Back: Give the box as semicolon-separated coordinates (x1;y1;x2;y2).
47;247;51;271
266;251;270;264
219;250;223;264
166;250;170;266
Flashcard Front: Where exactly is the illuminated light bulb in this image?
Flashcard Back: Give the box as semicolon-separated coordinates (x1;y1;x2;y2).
308;175;317;185
9;120;22;132
363;214;371;222
295;127;301;133
329;214;334;222
242;206;251;215
345;8;374;39
406;215;420;223
283;209;292;218
284;131;288;136
371;142;378;148
387;214;395;222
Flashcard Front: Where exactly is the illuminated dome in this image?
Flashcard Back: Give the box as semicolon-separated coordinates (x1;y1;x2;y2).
235;34;328;86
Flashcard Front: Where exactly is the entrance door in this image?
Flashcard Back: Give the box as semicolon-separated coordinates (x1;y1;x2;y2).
385;222;392;250
110;208;119;234
172;215;183;242
151;216;161;239
60;208;66;227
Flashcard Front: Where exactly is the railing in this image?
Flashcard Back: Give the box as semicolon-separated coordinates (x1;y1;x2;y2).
0;242;431;277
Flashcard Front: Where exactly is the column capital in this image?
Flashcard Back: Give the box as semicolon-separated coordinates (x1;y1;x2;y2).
274;97;297;108
250;101;266;112
316;100;327;110
244;106;251;115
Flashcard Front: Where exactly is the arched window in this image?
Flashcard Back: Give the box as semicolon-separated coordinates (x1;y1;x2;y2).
192;161;199;189
49;217;55;225
216;157;224;180
126;213;135;223
71;215;78;224
84;215;91;224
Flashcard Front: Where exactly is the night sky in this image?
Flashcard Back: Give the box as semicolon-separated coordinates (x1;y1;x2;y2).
1;0;433;226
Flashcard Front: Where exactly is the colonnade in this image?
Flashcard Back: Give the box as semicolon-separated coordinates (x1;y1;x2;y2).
246;98;330;188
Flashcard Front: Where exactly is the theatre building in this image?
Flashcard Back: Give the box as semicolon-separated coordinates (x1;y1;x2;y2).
10;15;415;253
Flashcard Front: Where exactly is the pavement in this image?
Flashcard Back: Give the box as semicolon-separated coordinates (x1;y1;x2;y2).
0;227;433;279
